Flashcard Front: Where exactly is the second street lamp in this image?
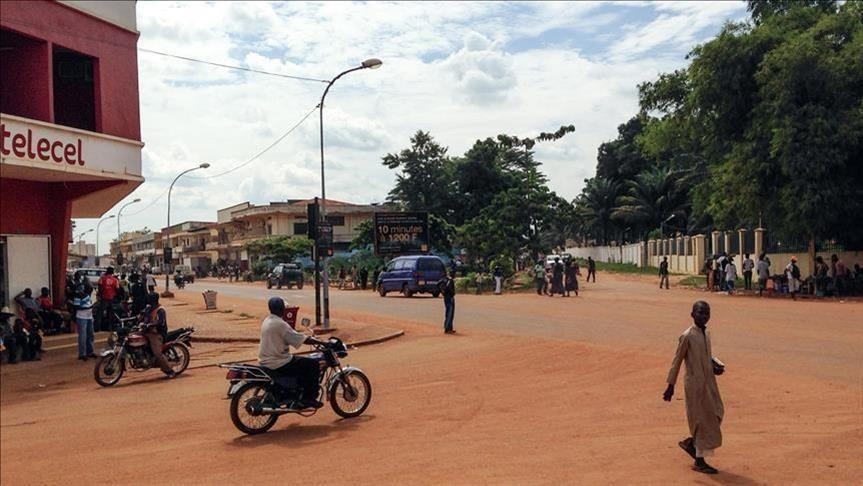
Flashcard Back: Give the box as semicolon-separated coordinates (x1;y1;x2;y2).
95;214;115;267
163;163;210;297
318;57;382;328
116;198;141;264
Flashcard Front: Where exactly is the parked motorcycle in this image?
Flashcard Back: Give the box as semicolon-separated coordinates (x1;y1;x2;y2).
174;273;186;290
221;324;371;435
94;322;195;386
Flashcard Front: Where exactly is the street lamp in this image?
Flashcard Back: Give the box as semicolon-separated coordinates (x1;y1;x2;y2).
116;198;141;263
163;163;210;297
95;215;115;267
75;228;94;241
318;58;382;328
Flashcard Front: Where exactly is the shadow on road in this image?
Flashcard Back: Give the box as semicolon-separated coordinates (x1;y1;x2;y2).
226;414;376;448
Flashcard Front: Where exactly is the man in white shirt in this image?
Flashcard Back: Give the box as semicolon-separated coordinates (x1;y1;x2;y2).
756;254;771;296
259;297;326;409
741;254;754;290
724;258;737;294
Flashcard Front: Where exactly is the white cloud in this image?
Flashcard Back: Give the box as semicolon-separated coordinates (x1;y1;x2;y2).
82;1;749;246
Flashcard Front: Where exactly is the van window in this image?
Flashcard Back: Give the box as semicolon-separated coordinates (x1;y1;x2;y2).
418;258;443;272
386;261;397;271
394;259;408;270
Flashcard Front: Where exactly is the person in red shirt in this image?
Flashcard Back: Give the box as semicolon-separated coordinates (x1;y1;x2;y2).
95;267;120;332
36;287;64;334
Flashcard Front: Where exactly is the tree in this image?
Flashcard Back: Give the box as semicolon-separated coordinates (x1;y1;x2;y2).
612;166;689;241
244;236;313;263
574;177;622;245
383;131;456;219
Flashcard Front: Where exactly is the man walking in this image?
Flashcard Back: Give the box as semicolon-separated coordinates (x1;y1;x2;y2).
534;260;545;296
741;254;754;290
659;256;670;290
724;257;737;295
756;253;770;297
786;256;802;300
587;256;596;283
438;270;456;334
663;301;725;475
493;265;503;295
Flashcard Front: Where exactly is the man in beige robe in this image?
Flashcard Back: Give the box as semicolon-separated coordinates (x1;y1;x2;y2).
663;301;725;474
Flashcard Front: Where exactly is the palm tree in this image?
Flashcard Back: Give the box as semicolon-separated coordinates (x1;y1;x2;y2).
612;166;689;241
575;177;622;245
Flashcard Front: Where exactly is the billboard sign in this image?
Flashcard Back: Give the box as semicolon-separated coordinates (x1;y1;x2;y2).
374;212;429;255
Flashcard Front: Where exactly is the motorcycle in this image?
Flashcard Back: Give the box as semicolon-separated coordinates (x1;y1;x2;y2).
174;273;186;289
94;321;195;386
220;319;372;435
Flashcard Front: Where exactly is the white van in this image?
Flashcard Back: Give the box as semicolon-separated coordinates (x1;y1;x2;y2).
544;255;561;269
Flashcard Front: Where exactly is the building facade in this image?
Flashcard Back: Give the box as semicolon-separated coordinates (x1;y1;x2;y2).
0;0;143;306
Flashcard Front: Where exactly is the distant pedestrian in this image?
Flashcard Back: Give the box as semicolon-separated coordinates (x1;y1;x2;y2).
350;266;357;289
703;257;713;291
371;267;381;292
659;256;670;290
144;271;157;293
724;258;737;294
756;253;770;297
564;260;579;297
359;267;369;290
534;260;545;296
438;270;456;334
786;256;801;300
493;266;503;295
830;254;849;296
587;256;596;283
72;279;96;361
338;267;346;289
551;257;564;296
741;254;754;290
664;301;726;475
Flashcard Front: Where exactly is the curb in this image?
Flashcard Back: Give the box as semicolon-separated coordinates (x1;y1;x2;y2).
187;329;404;370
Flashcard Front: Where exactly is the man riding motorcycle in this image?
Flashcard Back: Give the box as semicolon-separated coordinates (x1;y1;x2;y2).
143;292;176;378
259;297;327;409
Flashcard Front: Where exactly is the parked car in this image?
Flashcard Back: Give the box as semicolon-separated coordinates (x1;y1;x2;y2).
544;255;561;269
174;265;195;283
377;255;446;298
266;263;304;289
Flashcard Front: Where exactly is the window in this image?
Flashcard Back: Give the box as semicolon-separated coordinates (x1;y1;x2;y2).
52;46;97;132
325;215;345;226
294;223;308;236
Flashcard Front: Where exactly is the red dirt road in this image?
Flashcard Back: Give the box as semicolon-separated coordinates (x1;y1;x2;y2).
1;273;861;485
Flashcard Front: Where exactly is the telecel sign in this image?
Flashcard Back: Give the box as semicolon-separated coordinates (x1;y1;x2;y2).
1;124;86;165
374;212;429;256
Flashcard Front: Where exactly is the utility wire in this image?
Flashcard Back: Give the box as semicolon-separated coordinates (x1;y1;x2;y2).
122;105;318;217
187;105;318;179
0;16;328;83
138;48;329;83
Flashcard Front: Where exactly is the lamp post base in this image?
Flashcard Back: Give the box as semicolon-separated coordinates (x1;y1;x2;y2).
160;291;175;298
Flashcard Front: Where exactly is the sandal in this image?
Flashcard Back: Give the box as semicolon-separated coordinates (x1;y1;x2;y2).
692;463;718;474
678;438;696;459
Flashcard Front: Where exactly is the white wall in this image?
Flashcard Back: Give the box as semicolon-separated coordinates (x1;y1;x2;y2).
4;235;51;308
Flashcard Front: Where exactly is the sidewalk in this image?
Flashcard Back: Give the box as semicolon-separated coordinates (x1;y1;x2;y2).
41;289;404;354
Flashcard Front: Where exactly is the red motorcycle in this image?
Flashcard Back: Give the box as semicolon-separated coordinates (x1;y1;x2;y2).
94;321;194;386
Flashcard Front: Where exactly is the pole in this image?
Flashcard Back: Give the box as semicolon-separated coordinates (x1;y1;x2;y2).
95;215;114;267
116;198;141;265
163;165;208;297
319;65;367;329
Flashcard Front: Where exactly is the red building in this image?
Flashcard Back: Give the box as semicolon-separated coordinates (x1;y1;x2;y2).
0;0;143;307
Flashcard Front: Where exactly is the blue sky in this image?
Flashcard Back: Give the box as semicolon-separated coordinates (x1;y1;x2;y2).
77;1;750;248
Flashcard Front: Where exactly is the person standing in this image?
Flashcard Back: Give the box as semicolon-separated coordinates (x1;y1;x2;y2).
359;266;369;290
534;260;545;296
663;301;725;475
724;257;737;295
587;256;596;283
659;256;670;290
95;267;120;332
72;276;96;361
438;270;456;334
756;253;770;297
338;267;346;289
786;256;801;300
493;265;503;295
551;257;564;297
741;254;754;290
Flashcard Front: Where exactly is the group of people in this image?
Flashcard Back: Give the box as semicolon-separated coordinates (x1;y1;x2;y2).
533;256;595;297
337;266;378;291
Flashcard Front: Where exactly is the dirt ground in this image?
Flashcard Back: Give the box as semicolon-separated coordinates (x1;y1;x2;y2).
1;272;860;485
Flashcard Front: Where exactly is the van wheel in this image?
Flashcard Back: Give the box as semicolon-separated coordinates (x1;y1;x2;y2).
403;284;413;298
378;284;387;297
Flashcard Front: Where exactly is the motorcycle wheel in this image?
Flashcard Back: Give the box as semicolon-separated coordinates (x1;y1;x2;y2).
94;353;125;387
230;383;279;435
329;370;372;418
165;343;190;376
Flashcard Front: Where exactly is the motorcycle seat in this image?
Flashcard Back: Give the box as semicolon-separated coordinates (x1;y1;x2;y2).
164;328;189;341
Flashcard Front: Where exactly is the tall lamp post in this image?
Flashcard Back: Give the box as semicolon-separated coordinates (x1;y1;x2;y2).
163;163;210;297
75;228;94;242
318;58;382;328
95;215;115;267
116;198;141;264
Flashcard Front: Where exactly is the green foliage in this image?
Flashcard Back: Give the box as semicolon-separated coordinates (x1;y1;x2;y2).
245;236;312;264
350;219;374;250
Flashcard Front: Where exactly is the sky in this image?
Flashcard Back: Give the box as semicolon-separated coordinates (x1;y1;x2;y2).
76;0;749;250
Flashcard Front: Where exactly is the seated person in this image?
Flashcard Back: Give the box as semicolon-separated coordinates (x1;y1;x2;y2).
258;297;327;409
14;288;40;316
36;287;65;334
141;292;177;378
12;317;40;362
21;309;46;354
